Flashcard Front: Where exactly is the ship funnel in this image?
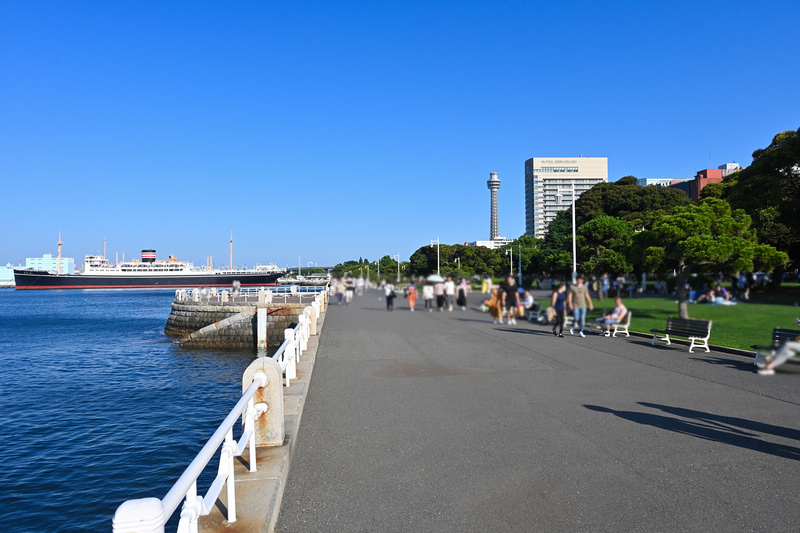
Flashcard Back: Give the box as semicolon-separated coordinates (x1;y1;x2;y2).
141;250;156;263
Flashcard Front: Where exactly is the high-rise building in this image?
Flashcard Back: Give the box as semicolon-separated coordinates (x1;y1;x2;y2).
525;157;608;238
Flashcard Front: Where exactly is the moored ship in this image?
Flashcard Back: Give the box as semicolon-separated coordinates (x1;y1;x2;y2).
14;250;285;290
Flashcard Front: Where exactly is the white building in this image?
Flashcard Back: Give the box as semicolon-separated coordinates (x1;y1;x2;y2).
465;239;513;250
525;157;608;238
637;177;692;187
718;162;741;177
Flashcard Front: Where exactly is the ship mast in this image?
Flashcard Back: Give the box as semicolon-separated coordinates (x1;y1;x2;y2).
57;232;63;274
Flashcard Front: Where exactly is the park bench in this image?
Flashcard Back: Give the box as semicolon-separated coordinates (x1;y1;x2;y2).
592;309;632;337
751;328;800;366
610;310;632;337
650;317;712;353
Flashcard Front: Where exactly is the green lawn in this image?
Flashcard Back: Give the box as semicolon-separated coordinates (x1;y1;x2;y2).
590;295;799;351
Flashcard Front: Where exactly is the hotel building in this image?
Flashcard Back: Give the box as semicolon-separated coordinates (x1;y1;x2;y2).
525;157;608;238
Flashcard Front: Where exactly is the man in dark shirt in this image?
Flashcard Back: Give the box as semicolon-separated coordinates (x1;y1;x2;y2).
500;276;519;325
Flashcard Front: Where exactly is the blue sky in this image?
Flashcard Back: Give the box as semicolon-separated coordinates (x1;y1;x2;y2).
2;1;798;269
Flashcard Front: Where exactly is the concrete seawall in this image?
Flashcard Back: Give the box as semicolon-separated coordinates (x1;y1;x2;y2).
165;300;309;348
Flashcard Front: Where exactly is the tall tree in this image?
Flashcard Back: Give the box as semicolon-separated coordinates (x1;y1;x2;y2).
577;215;633;276
642;198;787;319
576;178;690;230
723;128;800;278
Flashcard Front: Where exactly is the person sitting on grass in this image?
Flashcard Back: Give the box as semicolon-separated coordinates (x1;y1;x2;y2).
595;298;627;337
757;318;800;376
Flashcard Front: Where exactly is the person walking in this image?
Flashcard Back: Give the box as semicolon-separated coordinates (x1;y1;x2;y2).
384;282;396;311
551;283;567;337
406;281;417;312
568;275;594;337
456;277;469;310
501;276;520;325
423;282;434;311
599;274;609;301
434;280;447;312
444;276;456;311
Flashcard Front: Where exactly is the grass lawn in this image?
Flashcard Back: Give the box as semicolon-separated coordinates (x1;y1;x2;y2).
590;295;800;351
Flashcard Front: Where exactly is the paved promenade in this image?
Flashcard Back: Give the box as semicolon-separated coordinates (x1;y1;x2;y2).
277;289;800;532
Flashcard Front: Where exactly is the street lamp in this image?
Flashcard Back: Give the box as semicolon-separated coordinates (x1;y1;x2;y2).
518;244;522;286
394;254;400;282
430;237;440;274
374;260;380;279
556;183;578;283
454;257;461;270
505;247;513;277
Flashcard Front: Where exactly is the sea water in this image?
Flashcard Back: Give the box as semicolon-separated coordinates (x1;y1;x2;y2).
0;289;257;532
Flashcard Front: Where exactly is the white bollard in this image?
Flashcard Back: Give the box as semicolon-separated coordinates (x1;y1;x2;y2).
112;497;166;533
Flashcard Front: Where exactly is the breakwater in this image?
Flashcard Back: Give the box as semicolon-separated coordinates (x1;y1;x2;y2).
164;287;327;348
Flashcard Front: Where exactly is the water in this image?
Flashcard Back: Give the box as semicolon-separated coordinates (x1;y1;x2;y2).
0;289;258;532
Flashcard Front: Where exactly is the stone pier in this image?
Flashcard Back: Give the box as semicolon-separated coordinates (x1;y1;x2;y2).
165;299;310;349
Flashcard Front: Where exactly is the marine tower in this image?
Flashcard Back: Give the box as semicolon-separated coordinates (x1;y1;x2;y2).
487;172;501;240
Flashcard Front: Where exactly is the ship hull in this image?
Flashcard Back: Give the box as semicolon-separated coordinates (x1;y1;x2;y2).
13;270;282;290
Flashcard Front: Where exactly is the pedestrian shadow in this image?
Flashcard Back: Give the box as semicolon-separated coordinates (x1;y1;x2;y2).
584;403;800;461
692;355;756;372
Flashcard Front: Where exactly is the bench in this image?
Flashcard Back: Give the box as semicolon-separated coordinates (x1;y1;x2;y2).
751;328;800;366
526;302;542;321
650;317;712;353
610;310;632;337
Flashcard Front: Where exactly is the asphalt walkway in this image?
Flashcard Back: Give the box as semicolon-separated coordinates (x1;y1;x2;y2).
277;289;800;532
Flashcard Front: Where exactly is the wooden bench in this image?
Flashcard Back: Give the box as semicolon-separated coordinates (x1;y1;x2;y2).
650;317;712;353
751;328;800;366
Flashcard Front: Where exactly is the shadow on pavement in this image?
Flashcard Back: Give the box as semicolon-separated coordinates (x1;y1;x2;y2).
585;403;800;461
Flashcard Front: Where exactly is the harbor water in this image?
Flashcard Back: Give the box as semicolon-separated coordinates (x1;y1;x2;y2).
0;289;258;532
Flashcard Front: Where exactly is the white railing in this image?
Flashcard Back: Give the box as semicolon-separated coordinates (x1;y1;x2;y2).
113;290;326;533
270;295;320;387
175;285;327;304
113;372;269;533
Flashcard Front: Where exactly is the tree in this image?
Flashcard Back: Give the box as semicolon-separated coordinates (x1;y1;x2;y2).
575;178;690;230
723;127;800;279
577;216;633;276
540;210;574;277
642;198;787;319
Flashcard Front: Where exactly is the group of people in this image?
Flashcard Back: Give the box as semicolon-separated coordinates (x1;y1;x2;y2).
330;276;366;305
485;276;535;325
381;276;469;312
690;283;737;305
546;276;627;337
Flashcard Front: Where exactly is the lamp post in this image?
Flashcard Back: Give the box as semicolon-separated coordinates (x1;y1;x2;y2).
375;260;380;279
518;244;522;286
394;254;400;282
557;183;578;283
505;247;513;277
430;237;440;274
455;257;461;271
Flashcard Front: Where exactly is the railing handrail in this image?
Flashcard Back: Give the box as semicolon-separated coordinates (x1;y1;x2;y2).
175;285;327;304
161;372;266;516
114;290;326;532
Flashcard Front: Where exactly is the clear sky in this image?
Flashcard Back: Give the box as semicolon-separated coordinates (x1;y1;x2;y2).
2;1;798;269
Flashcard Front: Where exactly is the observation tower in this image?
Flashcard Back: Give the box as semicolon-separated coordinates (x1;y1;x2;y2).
487;172;501;240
